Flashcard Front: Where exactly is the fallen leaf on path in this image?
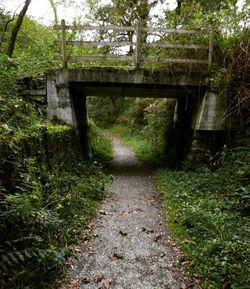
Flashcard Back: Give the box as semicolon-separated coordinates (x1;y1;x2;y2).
181;283;189;289
141;227;154;234
99;210;107;215
141;269;154;276
119;230;128;236
74;246;81;252
112;252;124;259
65;257;73;265
154;233;162;242
95;273;105;282
82;277;90;284
82;236;91;242
67;279;79;289
147;199;156;206
98;278;111;289
120;211;129;216
136;208;143;212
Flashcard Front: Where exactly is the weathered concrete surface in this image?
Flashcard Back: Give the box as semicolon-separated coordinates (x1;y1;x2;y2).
46;68;208;125
58;137;198;289
47;67;208;87
193;90;229;131
47;70;73;124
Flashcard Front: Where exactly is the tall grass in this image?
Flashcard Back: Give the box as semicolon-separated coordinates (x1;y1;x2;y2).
154;148;250;289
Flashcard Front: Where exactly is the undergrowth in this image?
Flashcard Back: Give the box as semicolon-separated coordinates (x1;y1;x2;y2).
0;94;112;288
109;124;164;165
108;98;175;165
89;121;113;161
154;148;250;289
0;158;110;289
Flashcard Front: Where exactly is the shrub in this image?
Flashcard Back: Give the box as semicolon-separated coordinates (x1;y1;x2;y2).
154;147;250;288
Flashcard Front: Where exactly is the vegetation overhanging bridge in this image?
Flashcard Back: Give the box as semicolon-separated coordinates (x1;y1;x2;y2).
54;19;214;69
47;20;228;156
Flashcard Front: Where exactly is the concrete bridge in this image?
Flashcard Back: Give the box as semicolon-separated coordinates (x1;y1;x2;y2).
46;21;229;158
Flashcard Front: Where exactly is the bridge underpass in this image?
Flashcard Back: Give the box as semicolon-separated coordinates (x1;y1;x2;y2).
69;82;206;157
47;21;228;160
47;67;225;159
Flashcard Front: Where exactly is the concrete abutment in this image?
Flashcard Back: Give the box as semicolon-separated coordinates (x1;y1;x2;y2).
46;68;229;162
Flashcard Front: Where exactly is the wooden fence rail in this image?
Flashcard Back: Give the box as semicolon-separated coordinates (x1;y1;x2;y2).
54;19;213;69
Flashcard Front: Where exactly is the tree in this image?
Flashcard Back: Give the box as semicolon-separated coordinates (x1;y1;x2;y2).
7;0;32;58
87;0;160;53
49;0;59;25
0;10;15;51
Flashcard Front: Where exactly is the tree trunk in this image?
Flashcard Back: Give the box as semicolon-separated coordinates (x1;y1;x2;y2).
0;15;15;50
7;0;32;58
49;0;59;25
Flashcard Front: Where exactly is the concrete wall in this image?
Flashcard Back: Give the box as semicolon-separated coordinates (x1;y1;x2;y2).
46;67;229;132
47;69;74;125
46;67;208;126
193;85;230;131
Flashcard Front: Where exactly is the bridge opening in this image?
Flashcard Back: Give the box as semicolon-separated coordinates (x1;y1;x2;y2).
47;67;229;166
68;81;203;165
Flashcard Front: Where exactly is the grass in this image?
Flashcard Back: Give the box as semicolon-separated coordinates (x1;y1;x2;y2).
89;121;113;161
0;121;112;288
109;124;165;165
109;121;250;288
154;166;250;289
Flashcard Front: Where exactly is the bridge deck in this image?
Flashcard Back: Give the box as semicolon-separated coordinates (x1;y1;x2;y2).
47;67;208;98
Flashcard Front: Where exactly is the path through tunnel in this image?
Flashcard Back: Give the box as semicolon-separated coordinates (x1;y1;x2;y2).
68;81;206;165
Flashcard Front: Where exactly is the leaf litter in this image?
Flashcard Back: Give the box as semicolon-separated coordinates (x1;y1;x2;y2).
58;137;200;289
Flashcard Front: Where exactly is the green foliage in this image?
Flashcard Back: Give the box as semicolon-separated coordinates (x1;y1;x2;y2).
154;147;250;288
13;17;58;76
109;124;164;165
89;121;113;161
87;96;130;126
88;0;157;26
1;13;58;76
0;126;110;288
0;94;40;139
0;53;18;96
108;98;176;165
141;99;176;149
0;66;111;288
117;98;151;126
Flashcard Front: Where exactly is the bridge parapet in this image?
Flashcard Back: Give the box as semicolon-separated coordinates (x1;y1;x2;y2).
54;20;213;70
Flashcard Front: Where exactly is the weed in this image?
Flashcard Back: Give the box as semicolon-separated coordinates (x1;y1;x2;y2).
109;124;165;165
0;119;111;288
154;148;250;288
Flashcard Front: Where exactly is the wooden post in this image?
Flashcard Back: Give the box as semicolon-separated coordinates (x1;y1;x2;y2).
61;19;68;68
135;20;142;69
208;29;214;69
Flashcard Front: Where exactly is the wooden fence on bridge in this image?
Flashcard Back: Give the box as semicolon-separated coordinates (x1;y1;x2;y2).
54;20;214;69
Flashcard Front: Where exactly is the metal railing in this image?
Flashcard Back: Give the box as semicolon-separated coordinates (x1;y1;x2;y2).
54;19;213;69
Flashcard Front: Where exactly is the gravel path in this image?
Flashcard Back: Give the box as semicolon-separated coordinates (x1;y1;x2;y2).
59;137;195;289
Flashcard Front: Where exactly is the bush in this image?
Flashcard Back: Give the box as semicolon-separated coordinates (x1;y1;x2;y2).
109;98;176;165
0;125;110;288
0;53;18;96
154;147;250;288
89;121;113;161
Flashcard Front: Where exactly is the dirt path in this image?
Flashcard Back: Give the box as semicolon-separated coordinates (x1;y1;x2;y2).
60;137;194;289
